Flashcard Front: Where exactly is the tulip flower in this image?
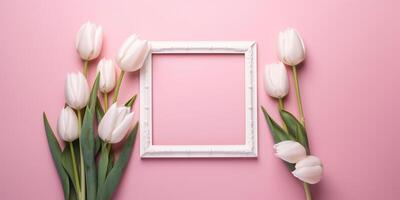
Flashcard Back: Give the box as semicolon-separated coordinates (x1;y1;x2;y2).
292;155;323;184
97;58;116;94
57;106;79;142
264;62;289;99
75;21;103;61
278;28;306;66
65;72;90;110
274;140;306;163
116;34;150;72
98;103;135;143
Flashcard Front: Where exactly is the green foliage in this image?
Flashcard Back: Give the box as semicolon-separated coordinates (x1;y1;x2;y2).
279;110;310;154
97;123;139;200
80;75;100;200
43;113;70;200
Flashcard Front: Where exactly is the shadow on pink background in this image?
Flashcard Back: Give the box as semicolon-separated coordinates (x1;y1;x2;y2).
0;0;400;199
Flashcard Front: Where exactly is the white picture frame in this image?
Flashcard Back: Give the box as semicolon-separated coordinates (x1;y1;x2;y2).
140;41;258;158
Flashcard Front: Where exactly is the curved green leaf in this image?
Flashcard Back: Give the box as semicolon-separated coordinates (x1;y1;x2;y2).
279;110;310;154
125;95;137;108
62;143;80;195
43;113;70;200
97;143;110;192
261;106;294;142
80;75;100;200
97;123;138;200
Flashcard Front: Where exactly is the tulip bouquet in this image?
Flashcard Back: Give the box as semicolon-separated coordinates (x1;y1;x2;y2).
261;28;323;200
43;22;150;200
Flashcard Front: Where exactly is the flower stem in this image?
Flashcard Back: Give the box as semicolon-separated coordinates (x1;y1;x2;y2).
69;142;81;198
278;98;285;110
278;97;288;132
303;182;312;200
103;93;108;112
291;65;305;126
83;60;89;77
77;110;85;200
113;71;125;103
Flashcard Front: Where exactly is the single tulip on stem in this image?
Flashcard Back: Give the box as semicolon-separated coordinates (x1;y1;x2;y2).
76;21;103;77
57;107;81;198
97;58;117;111
113;34;150;102
278;28;310;200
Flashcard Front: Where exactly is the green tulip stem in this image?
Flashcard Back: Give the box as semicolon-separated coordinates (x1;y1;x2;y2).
83;60;89;77
291;65;305;126
103;93;108;112
113;71;125;103
278;98;285;110
278;97;288;132
69;142;81;198
303;182;312;200
77;110;86;200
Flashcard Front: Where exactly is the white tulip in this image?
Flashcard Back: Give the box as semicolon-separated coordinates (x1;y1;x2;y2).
292;155;323;184
98;103;135;143
274;140;306;163
57;107;79;142
264;62;289;98
75;21;103;61
65;72;90;110
116;35;150;72
278;28;306;66
97;58;116;93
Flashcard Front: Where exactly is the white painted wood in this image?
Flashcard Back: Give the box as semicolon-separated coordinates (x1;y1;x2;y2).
140;41;258;158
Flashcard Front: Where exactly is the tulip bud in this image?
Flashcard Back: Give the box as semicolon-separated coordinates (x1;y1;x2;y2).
116;35;150;72
98;103;135;143
97;58;116;93
274;140;306;163
292;155;323;184
264;62;289;98
278;28;306;66
57;107;79;142
75;21;103;61
65;72;90;110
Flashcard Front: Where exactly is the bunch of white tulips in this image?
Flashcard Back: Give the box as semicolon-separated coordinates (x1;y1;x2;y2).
262;28;323;200
43;21;150;200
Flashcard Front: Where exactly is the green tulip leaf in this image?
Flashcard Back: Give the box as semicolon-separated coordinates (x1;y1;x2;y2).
80;75;100;200
95;137;102;156
107;152;114;175
97;142;110;192
279;110;310;154
43;113;70;200
96;97;105;122
61;143;80;195
69;184;78;200
125;95;137;108
97;123;139;200
261;106;295;143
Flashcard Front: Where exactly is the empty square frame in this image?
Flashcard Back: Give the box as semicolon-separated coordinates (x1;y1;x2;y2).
140;41;257;158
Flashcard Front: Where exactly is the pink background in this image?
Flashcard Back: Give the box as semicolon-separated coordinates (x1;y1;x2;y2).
1;0;400;199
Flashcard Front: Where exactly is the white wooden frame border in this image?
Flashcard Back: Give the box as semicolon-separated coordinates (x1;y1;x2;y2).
140;41;258;158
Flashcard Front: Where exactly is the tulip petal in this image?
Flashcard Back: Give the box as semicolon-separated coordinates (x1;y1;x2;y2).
110;112;134;143
90;26;103;60
274;140;306;163
116;35;138;64
295;156;322;169
98;103;119;142
119;39;149;72
292;165;323;184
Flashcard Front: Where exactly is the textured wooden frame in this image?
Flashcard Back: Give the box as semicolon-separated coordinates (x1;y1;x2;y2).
140;41;258;158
